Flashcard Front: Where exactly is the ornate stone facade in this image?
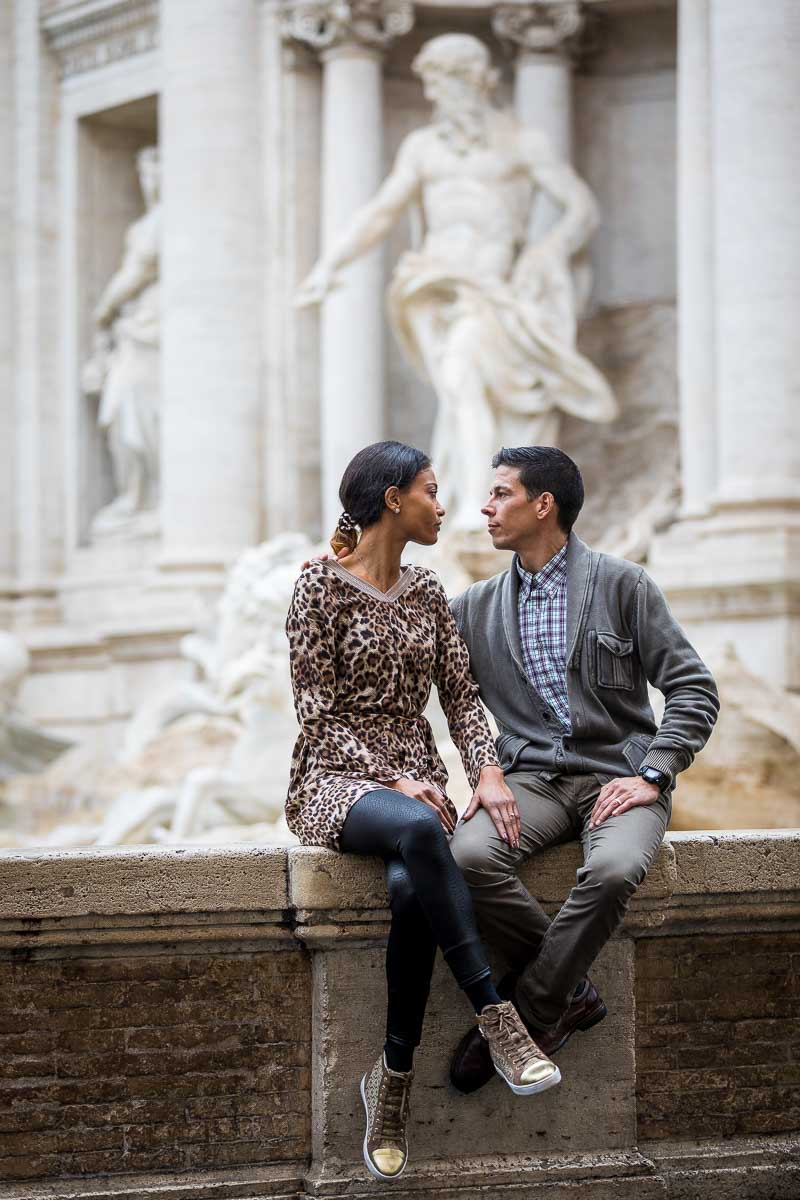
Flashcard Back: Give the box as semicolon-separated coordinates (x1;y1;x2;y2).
41;0;158;78
1;0;798;829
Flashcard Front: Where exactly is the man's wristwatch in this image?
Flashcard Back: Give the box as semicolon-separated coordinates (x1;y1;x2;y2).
639;766;670;790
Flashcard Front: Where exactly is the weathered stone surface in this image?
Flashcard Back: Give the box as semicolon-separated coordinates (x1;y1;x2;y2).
0;845;289;919
0;948;311;1183
289;840;677;915
668;830;800;896
636;930;800;1143
0;835;798;1197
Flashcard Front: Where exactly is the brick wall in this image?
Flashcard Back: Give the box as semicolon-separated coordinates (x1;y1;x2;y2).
636;932;800;1142
0;946;311;1182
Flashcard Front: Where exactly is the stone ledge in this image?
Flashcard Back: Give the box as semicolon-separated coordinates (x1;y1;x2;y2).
287;839;678;914
4;1160;305;1200
0;844;289;920
667;829;800;894
1;832;799;927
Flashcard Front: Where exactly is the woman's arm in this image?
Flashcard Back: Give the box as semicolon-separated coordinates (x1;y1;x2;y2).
431;580;520;845
431;578;500;786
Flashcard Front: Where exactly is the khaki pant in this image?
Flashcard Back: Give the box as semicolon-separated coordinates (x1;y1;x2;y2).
449;771;670;1027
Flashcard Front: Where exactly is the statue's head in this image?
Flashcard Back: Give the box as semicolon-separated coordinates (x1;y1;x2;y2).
412;34;498;108
136;145;161;205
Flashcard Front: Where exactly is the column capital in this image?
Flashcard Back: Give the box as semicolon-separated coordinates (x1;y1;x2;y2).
282;0;414;55
492;1;584;57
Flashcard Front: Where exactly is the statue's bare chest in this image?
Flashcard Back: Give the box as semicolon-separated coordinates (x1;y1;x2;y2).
420;139;528;188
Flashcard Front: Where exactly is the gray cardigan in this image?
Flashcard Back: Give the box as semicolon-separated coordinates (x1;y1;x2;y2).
450;534;719;785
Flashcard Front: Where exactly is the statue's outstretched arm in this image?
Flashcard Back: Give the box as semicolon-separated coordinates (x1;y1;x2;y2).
296;138;421;307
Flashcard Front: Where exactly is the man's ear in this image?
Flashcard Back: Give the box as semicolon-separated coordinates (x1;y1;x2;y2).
537;491;556;520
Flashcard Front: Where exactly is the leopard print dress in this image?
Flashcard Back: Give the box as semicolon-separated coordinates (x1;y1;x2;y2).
285;559;499;848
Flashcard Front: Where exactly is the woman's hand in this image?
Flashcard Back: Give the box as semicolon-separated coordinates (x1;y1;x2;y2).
462;765;521;848
390;777;456;834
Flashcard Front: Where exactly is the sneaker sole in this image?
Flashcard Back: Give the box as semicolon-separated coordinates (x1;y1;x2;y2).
495;1063;562;1096
359;1074;407;1182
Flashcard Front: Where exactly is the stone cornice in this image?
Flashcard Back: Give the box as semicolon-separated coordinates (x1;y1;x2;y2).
2;833;799;953
41;0;159;79
492;0;584;54
282;0;414;53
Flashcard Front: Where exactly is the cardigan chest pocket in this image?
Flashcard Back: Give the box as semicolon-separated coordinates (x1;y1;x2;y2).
591;630;635;690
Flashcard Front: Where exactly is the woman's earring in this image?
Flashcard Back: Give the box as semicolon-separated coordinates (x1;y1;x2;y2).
393;508;400;515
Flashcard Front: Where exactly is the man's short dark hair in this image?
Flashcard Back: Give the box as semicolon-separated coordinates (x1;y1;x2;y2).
491;446;584;533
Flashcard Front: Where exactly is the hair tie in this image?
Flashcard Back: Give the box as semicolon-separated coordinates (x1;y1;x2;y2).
338;511;357;533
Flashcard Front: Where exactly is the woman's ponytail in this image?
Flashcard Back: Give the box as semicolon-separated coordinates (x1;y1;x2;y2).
330;510;359;557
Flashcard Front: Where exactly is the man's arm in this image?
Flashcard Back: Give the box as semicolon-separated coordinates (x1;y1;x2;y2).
296;135;422;307
591;570;719;830
634;569;720;780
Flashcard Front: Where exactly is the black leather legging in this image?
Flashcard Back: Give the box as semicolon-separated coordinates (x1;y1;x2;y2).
340;788;491;1051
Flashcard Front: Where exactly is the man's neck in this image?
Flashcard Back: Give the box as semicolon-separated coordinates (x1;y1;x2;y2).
517;532;569;576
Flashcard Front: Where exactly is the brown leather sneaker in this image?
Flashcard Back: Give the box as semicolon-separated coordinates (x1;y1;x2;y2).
359;1053;413;1181
450;978;606;1094
478;1001;560;1096
533;978;608;1057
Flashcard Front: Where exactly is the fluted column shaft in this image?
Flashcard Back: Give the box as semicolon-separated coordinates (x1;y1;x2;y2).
319;42;385;534
710;0;800;508
286;0;413;533
494;2;582;238
160;0;262;569
677;0;717;517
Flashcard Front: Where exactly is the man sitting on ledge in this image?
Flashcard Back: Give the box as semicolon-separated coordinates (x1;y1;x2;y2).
449;446;719;1092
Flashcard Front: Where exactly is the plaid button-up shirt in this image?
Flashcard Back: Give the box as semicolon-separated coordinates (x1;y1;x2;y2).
517;540;571;732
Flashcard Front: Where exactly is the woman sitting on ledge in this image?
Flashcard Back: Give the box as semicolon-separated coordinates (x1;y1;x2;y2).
285;440;559;1182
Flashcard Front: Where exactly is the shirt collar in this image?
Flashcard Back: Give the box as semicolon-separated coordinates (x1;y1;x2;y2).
517;539;569;599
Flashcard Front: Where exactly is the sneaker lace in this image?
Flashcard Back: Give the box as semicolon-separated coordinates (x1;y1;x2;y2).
379;1074;410;1144
493;1006;545;1069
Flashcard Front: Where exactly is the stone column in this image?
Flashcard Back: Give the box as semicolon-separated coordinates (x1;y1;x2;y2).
160;0;262;573
710;0;800;510
676;0;716;517
0;0;13;599
258;5;323;539
11;1;62;619
493;1;583;237
285;0;413;534
651;0;800;690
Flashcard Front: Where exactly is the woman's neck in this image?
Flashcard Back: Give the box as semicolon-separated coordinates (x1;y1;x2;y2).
340;526;406;593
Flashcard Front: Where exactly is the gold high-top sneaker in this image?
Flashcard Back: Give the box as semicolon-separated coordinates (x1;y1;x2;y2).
478;1001;561;1096
359;1053;413;1181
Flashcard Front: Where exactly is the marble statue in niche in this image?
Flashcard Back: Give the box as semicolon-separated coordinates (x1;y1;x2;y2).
297;33;617;532
82;145;161;538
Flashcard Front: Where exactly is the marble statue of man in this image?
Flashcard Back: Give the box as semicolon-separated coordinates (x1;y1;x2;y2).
83;145;161;538
297;34;617;531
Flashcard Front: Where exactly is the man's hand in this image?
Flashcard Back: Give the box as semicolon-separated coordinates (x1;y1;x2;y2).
462;765;520;848
391;777;455;834
301;551;348;570
589;775;661;830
